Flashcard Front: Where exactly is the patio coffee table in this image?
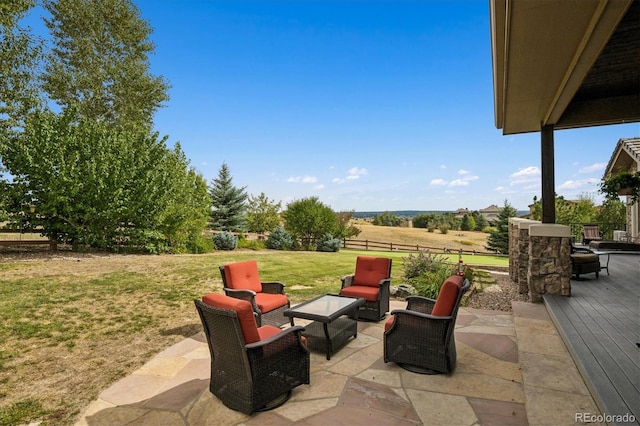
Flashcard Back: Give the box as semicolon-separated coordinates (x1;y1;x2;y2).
284;294;365;360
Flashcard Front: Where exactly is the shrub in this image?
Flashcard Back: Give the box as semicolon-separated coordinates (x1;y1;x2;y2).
266;226;294;250
316;233;341;252
186;233;215;254
439;224;450;234
213;231;237;250
237;238;266;250
402;250;456;299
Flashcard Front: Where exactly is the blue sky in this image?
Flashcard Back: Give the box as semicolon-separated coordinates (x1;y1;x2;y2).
27;1;640;212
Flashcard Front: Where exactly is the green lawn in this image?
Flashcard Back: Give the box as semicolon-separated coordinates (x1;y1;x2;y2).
0;248;507;426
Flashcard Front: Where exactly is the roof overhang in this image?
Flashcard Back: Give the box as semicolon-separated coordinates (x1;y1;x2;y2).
491;0;640;135
604;137;640;176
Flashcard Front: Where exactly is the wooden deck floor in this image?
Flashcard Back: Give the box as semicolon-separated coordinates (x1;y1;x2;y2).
544;253;640;425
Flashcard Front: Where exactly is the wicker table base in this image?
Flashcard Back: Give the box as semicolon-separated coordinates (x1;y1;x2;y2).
285;294;365;360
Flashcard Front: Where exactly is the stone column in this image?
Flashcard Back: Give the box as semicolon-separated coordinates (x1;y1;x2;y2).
517;220;539;295
527;224;571;303
508;218;526;284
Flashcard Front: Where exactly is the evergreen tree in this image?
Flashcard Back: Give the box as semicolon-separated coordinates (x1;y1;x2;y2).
485;200;518;254
209;163;248;231
460;214;475;231
472;211;488;231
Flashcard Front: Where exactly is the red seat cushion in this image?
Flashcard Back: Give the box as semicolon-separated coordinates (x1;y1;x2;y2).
257;325;282;341
254;292;289;313
353;256;391;287
201;293;260;344
384;316;395;331
431;275;463;317
223;260;262;293
340;285;379;302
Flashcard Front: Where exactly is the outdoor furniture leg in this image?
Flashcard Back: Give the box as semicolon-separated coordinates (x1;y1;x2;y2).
323;323;331;360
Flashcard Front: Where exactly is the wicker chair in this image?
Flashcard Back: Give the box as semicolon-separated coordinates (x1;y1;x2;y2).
339;256;392;321
570;239;600;280
384;275;470;374
195;294;309;414
581;224;603;245
219;260;290;327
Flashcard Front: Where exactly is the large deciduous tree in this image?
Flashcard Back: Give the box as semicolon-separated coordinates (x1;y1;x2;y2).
209;163;248;232
0;0;43;135
282;197;338;250
246;192;281;234
42;0;169;129
0;110;209;252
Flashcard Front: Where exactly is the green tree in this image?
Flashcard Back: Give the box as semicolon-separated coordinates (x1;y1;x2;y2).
282;196;338;250
0;110;208;252
209;162;248;232
0;0;43;135
246;192;281;234
335;210;361;239
42;0;169;129
372;211;400;226
485;200;518;254
460;214;475;231
596;197;626;238
472;211;488;231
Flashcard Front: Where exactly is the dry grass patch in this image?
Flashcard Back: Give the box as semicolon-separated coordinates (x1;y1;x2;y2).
0;223;494;425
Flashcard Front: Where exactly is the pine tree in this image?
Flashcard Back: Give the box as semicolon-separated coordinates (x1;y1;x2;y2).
485;200;518;254
209;163;248;231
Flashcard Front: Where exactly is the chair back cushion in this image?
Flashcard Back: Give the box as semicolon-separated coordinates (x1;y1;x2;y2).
202;293;260;344
223;260;263;293
353;256;391;287
431;275;463;316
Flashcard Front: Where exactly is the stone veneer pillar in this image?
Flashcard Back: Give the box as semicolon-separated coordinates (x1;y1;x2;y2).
508;218;526;284
527;224;571;303
517;220;539;294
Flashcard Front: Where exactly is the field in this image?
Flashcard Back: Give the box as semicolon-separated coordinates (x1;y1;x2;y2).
0;223;498;425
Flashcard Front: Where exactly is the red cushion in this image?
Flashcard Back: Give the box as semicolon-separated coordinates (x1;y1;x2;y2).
201;293;260;344
223;260;262;293
254;292;288;313
353;256;391;287
340;285;379;302
384;316;395;331
431;275;463;316
257;325;282;341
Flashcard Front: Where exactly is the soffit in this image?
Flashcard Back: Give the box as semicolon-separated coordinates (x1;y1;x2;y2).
491;0;639;135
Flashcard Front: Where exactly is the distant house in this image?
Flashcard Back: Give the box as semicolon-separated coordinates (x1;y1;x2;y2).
603;137;640;241
480;204;501;224
453;208;470;219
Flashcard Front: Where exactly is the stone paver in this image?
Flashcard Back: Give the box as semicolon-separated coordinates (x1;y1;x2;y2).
76;301;603;426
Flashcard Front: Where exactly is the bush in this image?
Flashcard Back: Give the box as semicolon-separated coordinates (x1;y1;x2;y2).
316;233;341;252
402;251;456;299
266;226;294;250
186;233;215;254
439;224;450;234
237;238;266;250
213;231;237;250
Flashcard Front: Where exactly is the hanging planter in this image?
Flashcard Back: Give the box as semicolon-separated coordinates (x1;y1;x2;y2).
599;171;640;205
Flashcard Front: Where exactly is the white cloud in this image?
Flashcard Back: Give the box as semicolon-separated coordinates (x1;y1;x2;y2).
458;169;470;175
347;166;368;177
332;177;344;184
287;175;317;184
430;178;447;186
578;162;606;174
313;184;325;190
558;178;600;190
439;164;447;169
509;166;540;186
449;179;469;187
462;175;479;182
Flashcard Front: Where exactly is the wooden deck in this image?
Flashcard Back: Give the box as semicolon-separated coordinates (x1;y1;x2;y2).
544;253;640;425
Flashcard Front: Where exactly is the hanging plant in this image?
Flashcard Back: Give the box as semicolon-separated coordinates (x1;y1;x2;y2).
599;171;640;205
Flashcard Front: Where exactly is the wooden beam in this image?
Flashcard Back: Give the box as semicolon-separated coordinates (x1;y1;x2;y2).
541;124;556;223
